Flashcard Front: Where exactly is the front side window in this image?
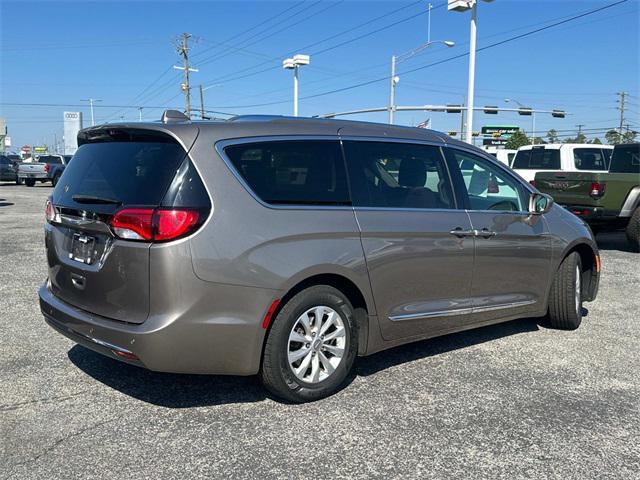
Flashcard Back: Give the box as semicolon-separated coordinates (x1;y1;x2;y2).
573;148;607;171
224;140;350;206
342;141;454;209
446;148;527;212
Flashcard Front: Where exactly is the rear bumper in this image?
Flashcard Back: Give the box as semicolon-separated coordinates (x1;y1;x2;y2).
559;204;624;226
19;172;48;179
39;281;279;375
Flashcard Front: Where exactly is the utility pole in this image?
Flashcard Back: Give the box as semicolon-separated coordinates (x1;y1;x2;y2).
617;91;627;134
174;33;199;118
389;55;397;124
199;85;205;119
80;98;102;126
138;107;143;121
576;124;584;135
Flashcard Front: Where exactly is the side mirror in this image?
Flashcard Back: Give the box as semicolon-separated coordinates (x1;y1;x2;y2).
529;192;554;215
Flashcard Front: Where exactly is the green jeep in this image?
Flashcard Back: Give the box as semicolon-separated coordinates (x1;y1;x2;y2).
535;143;640;250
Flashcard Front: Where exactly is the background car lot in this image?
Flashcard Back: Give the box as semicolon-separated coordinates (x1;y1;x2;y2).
1;184;638;479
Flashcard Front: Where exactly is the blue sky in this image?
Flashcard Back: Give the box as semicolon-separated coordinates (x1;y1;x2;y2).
1;0;639;150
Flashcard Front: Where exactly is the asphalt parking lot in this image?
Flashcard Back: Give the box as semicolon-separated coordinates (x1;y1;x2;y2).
1;183;639;480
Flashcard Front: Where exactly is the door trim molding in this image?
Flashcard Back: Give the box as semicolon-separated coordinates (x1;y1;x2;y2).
388;299;536;322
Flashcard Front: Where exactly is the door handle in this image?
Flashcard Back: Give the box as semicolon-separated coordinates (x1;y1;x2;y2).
477;228;497;238
449;227;476;238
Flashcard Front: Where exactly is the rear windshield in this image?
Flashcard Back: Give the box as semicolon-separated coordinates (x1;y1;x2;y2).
52;140;188;209
512;147;560;170
573;148;607;171
609;144;640;173
39;155;62;164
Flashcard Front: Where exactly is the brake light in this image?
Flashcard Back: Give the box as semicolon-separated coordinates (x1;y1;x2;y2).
44;163;50;173
110;208;201;242
111;208;154;240
589;182;606;198
44;197;56;223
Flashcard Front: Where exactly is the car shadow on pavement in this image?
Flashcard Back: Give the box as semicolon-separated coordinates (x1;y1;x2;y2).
356;317;540;377
68;346;268;408
69;317;540;407
595;231;638;253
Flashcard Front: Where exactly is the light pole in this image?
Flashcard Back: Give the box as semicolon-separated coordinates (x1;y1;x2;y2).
389;4;454;124
283;54;310;116
505;98;536;143
80;98;102;126
198;84;222;120
448;0;494;144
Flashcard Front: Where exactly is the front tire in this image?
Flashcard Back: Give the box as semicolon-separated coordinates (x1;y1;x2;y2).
261;285;358;403
24;178;35;187
625;207;640;252
547;252;583;330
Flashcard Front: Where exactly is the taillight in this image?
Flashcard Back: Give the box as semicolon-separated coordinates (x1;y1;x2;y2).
110;208;154;240
110;208;201;242
44;163;50;173
529;179;537;188
44;197;56;223
155;209;199;241
589;182;606;198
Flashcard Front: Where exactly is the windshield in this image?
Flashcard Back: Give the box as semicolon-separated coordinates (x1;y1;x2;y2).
512;148;561;169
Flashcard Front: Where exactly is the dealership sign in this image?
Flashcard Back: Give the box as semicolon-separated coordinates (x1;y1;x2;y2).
481;125;520;137
63;111;83;155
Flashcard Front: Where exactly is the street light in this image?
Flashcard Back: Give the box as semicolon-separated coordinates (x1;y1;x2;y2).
448;0;495;144
198;84;222;120
389;3;454;124
80;98;102;126
505;98;537;143
283;54;310;117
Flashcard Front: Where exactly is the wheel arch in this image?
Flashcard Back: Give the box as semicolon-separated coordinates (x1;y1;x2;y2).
556;240;600;302
264;271;374;357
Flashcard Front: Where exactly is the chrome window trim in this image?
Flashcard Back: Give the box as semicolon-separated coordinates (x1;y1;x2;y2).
389;299;536;322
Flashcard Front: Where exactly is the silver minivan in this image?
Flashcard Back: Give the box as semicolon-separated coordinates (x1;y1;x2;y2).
40;113;600;402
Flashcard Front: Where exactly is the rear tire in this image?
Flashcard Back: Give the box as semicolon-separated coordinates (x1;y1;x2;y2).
24;178;35;187
625;207;640;252
547;252;583;330
261;285;358;403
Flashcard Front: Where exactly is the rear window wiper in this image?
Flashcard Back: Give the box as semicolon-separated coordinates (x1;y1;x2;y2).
72;194;122;205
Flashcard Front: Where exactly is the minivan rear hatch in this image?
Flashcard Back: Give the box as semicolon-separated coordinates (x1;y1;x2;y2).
46;126;200;324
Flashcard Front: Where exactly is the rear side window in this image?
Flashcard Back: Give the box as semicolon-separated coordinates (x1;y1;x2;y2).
342;141;454;209
224;140;350;206
53;137;189;210
512;148;560;169
573;148;607;170
609;144;640;173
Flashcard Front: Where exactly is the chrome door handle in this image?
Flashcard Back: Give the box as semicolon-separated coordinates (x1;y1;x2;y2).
449;227;476;238
478;228;497;238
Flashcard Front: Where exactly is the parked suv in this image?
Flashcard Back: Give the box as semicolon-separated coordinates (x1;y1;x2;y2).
40;113;600;402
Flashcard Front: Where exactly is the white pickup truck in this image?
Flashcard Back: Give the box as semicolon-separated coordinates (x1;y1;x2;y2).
511;144;613;184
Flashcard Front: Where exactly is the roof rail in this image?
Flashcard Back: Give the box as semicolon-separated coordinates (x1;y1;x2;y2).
161;110;190;124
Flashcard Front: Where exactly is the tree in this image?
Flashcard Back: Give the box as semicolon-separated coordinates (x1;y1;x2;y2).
590;137;602;144
547;129;559;143
505;130;530;150
606;129;622;145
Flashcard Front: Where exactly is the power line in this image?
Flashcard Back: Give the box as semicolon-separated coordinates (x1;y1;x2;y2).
208;0;628;109
200;2;430;87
